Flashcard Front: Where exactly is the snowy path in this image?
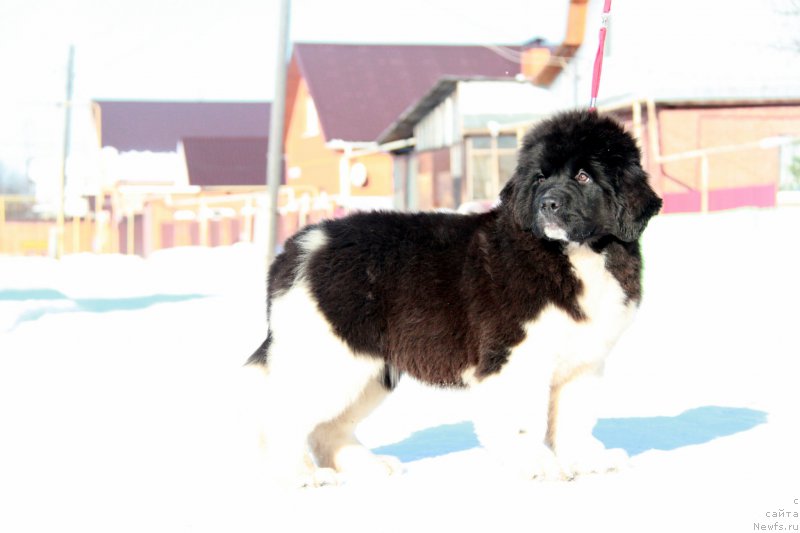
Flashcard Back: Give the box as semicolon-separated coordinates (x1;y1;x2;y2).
1;208;799;532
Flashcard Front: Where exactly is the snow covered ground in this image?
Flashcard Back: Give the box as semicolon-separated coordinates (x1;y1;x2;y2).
1;207;799;533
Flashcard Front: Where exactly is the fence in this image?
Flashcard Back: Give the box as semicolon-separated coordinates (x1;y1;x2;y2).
0;188;343;257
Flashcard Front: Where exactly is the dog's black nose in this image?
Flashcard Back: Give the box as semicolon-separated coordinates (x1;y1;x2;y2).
540;193;561;213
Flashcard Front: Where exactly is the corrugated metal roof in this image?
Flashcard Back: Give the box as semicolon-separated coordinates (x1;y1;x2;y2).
378;77;555;144
94;101;271;152
293;43;520;143
378;78;462;145
181;137;268;188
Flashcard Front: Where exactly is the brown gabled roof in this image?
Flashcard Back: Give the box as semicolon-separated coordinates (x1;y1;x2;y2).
292;43;520;143
94;101;271;152
182;137;268;188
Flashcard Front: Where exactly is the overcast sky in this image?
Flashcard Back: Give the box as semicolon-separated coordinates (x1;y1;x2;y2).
1;0;566;104
1;0;796;185
0;0;568;179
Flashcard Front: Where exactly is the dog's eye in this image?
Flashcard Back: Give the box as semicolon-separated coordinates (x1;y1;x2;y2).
576;170;592;184
535;173;546;183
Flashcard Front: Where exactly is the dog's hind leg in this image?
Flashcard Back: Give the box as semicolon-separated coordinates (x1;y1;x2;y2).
254;281;388;488
309;368;402;482
255;353;386;487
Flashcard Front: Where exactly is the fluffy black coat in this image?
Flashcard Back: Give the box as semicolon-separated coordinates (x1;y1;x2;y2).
247;110;661;388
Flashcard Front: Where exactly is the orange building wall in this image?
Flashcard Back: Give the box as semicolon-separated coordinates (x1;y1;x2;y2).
350;152;393;197
284;78;340;195
284;78;394;199
658;106;800;193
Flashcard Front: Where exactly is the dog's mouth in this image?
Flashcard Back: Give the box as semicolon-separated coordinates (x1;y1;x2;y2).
536;213;570;242
542;222;569;241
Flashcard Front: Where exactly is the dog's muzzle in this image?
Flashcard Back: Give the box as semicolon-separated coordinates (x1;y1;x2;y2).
539;190;566;215
536;191;570;241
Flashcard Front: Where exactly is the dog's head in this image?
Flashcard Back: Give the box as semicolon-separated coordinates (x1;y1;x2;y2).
500;110;662;243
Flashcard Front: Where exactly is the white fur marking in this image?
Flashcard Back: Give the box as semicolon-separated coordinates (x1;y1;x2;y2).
267;282;383;422
543;225;569;241
469;243;636;479
309;379;400;479
552;371;629;476
551;243;637;380
259;279;383;487
469;332;559;478
293;227;328;281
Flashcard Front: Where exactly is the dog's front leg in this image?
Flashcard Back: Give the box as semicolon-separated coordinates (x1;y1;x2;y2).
549;366;628;478
467;354;561;480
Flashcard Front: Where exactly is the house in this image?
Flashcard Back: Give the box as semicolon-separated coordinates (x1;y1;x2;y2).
371;0;588;210
90;100;272;254
381;0;800;214
181;136;269;190
537;0;800;212
282;43;521;211
379;78;556;210
594;99;800;213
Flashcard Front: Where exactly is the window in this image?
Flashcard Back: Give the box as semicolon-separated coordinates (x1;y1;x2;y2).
304;97;320;137
466;134;519;201
779;140;800;191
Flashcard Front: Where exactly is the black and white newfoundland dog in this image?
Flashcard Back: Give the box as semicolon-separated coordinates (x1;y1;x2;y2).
246;110;662;487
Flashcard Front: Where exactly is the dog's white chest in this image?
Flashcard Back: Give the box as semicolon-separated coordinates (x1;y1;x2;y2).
524;244;637;379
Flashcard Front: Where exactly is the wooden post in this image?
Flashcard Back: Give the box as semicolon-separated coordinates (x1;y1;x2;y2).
199;200;209;247
465;139;474;202
488;121;500;198
93;192;102;253
0;197;6;251
110;191;120;254
126;211;134;255
72;215;80;254
700;155;710;214
243;196;254;242
490;136;500;198
646;99;662;176
632;100;643;150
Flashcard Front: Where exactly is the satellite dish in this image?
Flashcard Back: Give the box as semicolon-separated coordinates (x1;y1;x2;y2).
350;162;368;187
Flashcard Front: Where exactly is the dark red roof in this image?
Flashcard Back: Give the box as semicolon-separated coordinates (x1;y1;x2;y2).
182;137;268;187
94;101;271;152
293;43;520;142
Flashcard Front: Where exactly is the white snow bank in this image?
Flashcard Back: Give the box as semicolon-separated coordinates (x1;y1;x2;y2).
0;241;267;299
1;207;799;533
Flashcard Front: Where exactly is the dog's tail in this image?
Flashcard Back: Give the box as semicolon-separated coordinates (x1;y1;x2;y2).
245;331;272;366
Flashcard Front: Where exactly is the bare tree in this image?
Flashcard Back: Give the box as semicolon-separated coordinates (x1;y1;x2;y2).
0;161;32;195
777;0;800;51
0;161;36;219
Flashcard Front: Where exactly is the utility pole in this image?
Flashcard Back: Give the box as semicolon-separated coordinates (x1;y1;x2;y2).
265;0;291;265
56;44;75;259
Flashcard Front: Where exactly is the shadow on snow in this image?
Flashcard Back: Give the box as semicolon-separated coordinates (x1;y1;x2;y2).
372;406;768;463
1;289;207;327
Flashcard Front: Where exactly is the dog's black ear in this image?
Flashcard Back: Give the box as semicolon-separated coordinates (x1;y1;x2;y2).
499;175;516;207
613;165;662;242
499;174;534;229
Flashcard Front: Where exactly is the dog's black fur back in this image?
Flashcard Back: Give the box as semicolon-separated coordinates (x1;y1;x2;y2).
250;209;641;386
247;111;658;387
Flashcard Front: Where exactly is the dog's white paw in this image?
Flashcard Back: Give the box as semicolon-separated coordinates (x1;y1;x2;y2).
526;444;564;480
295;467;339;488
266;462;340;489
557;440;629;479
496;442;563;481
374;454;404;476
334;449;404;483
